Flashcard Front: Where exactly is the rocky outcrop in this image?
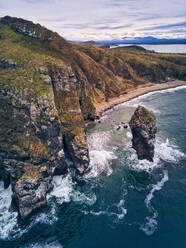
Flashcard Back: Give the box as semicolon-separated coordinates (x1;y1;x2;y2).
48;65;90;174
0;85;65;219
129;105;157;162
0;58;20;69
0;16;58;41
0;65;90;219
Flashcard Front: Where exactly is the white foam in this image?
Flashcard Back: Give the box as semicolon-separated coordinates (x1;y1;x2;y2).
85;198;127;223
0;181;18;240
140;170;169;235
86;132;117;178
21;240;63;248
48;174;97;207
116;199;127;220
157;138;185;162
158;85;186;93
140;212;158;236
47;174;73;204
126;131;132;138
3;175;74;240
0;172;97;241
128;138;185;172
71;190;97;206
145;170;169;208
87;131;110;151
84;188;127;223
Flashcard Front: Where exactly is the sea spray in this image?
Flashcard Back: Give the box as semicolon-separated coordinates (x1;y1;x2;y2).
86;132;117;178
128;137;185;172
48;173;97;207
0;181;18;240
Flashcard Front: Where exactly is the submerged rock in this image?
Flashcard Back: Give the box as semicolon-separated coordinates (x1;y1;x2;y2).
129;105;157;162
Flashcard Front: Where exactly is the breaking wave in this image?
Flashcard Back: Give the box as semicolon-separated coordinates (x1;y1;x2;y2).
128;138;185;172
48;174;97;206
0;182;18;240
86;132;117;178
0;173;97;241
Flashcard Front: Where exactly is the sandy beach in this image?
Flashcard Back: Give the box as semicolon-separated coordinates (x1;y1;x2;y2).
96;80;186;117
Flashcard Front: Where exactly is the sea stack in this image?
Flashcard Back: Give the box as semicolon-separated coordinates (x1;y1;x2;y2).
129;105;157;162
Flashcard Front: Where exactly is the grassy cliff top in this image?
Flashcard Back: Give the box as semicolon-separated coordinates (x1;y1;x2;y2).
0;22;65;98
137;105;156;122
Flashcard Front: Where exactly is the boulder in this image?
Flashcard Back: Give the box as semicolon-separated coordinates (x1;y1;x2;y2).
129;105;157;162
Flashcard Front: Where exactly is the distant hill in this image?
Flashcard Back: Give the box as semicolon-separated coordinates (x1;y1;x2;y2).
82;40;98;45
114;45;148;52
80;40;110;48
99;36;186;45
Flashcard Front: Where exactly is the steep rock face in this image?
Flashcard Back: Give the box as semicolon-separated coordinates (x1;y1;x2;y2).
129;106;157;162
48;65;90;174
0;86;66;219
0;65;90;218
0;15;58;41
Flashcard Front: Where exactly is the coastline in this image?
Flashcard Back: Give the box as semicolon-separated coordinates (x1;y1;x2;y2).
95;80;186;117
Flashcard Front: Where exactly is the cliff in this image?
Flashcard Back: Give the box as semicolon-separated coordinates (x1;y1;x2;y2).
0;16;186;219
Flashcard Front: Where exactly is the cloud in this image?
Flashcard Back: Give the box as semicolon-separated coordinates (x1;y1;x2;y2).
39;18;66;23
0;0;185;40
138;21;186;31
20;0;52;3
95;24;133;30
136;15;161;22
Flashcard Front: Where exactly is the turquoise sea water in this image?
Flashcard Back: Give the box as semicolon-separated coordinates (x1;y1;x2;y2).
0;86;186;248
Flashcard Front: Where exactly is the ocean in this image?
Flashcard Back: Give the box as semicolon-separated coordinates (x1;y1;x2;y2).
111;44;186;53
0;86;186;248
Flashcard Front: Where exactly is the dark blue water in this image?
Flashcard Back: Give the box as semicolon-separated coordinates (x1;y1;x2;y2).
0;86;186;248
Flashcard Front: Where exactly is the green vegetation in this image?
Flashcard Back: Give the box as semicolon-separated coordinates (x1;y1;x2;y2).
137;105;155;122
0;16;186;109
0;23;64;99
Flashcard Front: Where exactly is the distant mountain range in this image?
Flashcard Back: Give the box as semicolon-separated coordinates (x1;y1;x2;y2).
82;36;186;45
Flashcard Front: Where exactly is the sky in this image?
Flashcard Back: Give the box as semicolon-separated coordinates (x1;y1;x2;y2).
0;0;185;41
